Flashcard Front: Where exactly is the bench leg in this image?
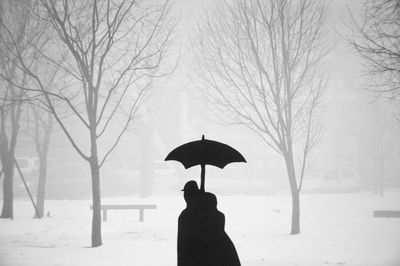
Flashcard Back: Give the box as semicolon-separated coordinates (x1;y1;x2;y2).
103;210;107;222
139;209;144;222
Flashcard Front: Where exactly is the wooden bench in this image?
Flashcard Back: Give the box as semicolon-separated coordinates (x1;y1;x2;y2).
90;204;157;222
373;210;400;218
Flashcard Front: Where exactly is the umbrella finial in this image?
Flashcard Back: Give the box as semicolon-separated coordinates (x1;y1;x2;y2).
202;135;205;141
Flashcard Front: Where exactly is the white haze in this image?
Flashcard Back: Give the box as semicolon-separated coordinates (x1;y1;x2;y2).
1;0;400;265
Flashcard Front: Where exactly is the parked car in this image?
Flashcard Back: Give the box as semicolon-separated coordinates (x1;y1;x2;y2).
15;157;37;177
46;164;91;199
103;160;176;196
154;160;176;178
171;163;275;195
13;157;37;197
303;168;361;193
200;178;275;195
14;157;64;197
32;157;60;172
113;161;141;191
114;160;175;181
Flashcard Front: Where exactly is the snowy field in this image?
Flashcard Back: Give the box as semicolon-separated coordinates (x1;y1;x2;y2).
1;191;400;266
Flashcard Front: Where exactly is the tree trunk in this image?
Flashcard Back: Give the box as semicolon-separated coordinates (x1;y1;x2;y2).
284;152;300;235
1;157;14;219
34;113;53;219
290;185;300;235
34;152;47;218
89;134;102;248
90;158;102;247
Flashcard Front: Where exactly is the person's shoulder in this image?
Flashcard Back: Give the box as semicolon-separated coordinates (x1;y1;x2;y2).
202;192;217;203
178;209;191;226
219;211;225;223
179;208;189;218
204;192;216;198
179;208;198;218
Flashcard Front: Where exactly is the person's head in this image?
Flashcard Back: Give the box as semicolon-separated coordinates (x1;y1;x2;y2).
181;180;199;205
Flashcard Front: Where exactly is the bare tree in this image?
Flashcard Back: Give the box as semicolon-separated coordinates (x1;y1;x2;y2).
30;105;54;218
0;72;26;219
0;0;176;247
348;0;400;101
0;0;34;219
192;0;329;234
25;64;60;219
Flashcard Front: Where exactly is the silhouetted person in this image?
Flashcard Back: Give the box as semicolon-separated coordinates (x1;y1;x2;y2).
177;181;241;266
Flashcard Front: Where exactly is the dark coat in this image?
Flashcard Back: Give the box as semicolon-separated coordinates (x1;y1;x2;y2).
177;192;241;266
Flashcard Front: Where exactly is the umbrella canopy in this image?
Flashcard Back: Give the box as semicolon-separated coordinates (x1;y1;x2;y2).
165;135;246;192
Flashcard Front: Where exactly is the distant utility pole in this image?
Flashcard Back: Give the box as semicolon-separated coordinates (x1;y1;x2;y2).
374;101;385;197
140;120;155;198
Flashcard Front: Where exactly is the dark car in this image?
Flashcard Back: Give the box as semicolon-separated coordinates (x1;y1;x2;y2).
303;168;361;193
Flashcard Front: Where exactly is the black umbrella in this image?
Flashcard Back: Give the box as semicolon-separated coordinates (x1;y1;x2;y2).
165;135;246;192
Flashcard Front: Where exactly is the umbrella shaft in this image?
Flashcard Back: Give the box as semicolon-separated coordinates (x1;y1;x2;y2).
200;164;205;192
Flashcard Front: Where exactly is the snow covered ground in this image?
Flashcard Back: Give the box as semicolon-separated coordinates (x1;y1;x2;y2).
1;191;400;266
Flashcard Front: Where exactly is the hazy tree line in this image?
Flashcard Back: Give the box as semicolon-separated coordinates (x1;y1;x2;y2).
347;0;400;196
0;0;398;247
